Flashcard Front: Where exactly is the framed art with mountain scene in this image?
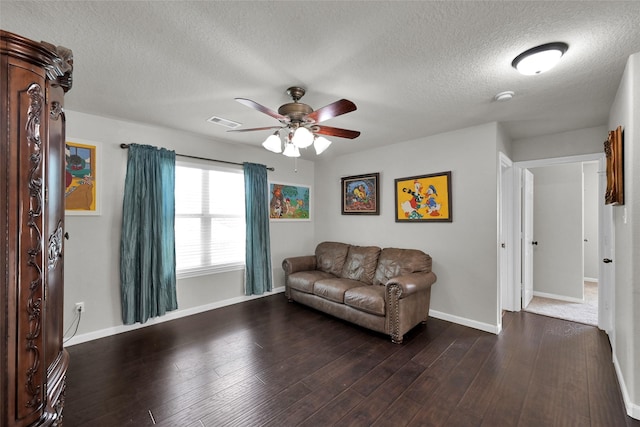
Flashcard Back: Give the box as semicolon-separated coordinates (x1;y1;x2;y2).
394;171;452;222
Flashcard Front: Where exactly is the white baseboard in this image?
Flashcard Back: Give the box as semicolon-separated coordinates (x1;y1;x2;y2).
584;277;598;283
429;309;500;335
612;351;640;420
64;286;285;347
533;291;584;304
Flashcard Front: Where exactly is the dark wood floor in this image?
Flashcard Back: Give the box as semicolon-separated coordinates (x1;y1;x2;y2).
63;294;639;427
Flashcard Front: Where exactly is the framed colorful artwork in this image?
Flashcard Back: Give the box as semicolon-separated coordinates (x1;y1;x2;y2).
604;125;624;205
394;171;452;222
268;182;311;221
65;139;100;215
341;172;380;215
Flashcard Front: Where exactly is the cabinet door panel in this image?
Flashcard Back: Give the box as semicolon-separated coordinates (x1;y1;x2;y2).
9;59;48;426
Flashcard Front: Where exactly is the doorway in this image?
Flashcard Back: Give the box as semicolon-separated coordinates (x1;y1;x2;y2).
503;153;612;331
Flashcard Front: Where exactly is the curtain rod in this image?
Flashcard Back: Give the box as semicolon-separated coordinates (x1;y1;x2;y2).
119;143;275;171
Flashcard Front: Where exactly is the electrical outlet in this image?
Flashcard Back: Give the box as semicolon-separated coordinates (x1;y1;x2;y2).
75;302;85;313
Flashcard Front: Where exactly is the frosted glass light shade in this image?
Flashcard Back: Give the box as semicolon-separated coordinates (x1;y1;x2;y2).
512;42;568;75
292;126;314;148
262;133;282;153
282;142;300;157
314;136;332;155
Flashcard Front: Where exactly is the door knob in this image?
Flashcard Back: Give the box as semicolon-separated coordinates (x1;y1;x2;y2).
532;241;538;245
603;258;613;263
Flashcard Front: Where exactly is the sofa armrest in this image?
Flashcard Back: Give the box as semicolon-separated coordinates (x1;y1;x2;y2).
282;255;317;274
385;271;437;299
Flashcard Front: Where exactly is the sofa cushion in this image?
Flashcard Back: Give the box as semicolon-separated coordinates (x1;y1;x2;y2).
288;271;336;294
344;285;386;316
373;248;432;286
316;242;350;277
314;278;364;303
341;245;381;285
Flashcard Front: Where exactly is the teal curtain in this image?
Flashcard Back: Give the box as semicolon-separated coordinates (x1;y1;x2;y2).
120;144;177;324
243;162;272;295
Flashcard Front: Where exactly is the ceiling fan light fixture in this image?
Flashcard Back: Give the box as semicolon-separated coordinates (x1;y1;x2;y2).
282;142;300;158
314;136;332;155
292;126;314;148
512;42;568;75
262;132;282;153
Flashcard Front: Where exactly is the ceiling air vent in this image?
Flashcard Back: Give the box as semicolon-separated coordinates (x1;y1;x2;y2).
207;115;242;129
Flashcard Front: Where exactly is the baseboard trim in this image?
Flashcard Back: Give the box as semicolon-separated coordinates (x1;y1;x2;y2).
429;309;500;335
64;287;286;347
584;277;598;283
612;351;640;420
532;291;584;304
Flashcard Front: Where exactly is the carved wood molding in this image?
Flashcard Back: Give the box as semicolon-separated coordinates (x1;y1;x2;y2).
48;221;64;271
604;126;624;205
25;82;44;409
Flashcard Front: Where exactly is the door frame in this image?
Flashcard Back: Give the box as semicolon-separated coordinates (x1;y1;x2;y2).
498;152;515;319
506;153;611;329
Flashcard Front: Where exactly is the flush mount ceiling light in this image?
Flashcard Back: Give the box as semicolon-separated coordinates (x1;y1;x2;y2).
229;86;360;157
512;42;569;75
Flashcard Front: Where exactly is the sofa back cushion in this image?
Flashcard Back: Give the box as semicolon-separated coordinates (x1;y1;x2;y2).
315;242;351;277
373;247;432;286
341;245;381;285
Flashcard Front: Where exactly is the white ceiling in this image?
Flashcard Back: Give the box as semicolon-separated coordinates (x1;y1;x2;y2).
2;1;639;159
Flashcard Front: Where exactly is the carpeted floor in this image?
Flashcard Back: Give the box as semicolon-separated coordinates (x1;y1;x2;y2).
524;281;598;326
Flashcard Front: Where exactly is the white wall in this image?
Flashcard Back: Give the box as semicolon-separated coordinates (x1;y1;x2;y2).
583;162;599;280
511;126;607;162
530;163;583;300
64;110;315;342
314;122;503;331
608;52;639;418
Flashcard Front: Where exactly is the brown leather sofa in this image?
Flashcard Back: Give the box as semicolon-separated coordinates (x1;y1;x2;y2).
282;241;437;343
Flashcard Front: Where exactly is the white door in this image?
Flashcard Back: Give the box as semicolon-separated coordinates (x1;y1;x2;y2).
522;169;534;308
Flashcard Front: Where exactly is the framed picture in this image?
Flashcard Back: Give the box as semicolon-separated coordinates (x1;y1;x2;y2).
65;139;100;215
604;125;624;205
269;182;311;221
341;172;380;215
394;171;452;222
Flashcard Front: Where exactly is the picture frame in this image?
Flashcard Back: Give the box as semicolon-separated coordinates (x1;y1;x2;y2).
341;172;380;215
268;182;311;221
604;125;624;205
394;171;452;222
65;139;100;215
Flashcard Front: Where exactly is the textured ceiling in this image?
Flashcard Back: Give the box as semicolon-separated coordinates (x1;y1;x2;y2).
2;1;640;159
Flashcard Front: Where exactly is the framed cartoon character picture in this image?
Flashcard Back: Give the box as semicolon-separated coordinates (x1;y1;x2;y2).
268;182;311;221
341;172;380;215
394;171;452;222
65;139;100;215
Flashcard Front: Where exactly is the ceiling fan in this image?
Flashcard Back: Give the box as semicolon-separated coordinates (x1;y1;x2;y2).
230;86;360;157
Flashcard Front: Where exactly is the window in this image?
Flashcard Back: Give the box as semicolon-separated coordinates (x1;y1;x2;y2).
175;161;245;278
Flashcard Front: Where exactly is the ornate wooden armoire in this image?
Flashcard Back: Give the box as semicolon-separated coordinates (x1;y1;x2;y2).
1;30;73;427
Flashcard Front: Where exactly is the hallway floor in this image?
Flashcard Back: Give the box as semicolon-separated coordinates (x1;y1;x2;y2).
525;281;598;326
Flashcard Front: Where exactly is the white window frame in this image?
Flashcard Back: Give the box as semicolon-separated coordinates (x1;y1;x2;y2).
175;160;245;279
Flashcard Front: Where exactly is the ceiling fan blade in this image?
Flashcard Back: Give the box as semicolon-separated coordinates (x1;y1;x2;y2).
235;98;287;121
305;99;357;123
315;125;361;139
228;126;282;133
